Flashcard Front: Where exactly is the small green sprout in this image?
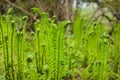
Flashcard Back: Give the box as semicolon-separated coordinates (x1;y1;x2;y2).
27;55;34;63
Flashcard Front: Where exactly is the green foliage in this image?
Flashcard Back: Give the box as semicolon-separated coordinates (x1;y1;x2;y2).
0;8;120;80
73;15;120;80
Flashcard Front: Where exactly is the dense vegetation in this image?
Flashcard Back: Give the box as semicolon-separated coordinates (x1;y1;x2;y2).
0;7;120;80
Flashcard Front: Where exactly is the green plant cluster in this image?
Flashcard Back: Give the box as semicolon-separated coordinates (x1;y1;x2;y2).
74;15;120;80
0;8;120;80
0;8;72;80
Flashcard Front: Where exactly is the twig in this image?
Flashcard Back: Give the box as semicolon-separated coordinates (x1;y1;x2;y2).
5;0;34;16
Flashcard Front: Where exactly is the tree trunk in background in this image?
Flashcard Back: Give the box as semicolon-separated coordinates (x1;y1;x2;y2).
65;0;73;20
